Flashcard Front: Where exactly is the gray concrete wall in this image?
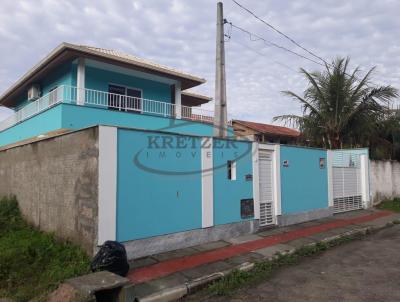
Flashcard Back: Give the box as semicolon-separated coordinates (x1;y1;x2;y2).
370;160;400;204
277;207;334;227
0;127;99;254
123;220;259;259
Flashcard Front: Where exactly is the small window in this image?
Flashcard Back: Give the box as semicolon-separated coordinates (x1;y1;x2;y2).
227;160;237;180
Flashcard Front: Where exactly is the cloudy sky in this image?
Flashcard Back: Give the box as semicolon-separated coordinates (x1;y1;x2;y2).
0;0;399;124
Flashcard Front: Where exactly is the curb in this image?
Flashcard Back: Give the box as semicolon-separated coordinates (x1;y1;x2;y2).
133;219;400;302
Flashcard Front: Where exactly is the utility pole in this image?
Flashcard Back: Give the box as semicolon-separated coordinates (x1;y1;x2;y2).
214;1;228;138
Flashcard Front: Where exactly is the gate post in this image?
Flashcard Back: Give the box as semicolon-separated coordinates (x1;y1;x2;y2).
327;150;334;208
360;154;370;208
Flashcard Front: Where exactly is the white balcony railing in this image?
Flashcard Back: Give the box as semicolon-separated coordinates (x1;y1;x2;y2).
0;85;224;132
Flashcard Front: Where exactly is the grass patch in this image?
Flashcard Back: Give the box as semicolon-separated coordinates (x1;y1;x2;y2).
377;198;400;212
208;234;363;296
0;196;90;301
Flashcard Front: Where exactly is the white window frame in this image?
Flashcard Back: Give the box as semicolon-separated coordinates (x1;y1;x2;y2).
108;83;143;112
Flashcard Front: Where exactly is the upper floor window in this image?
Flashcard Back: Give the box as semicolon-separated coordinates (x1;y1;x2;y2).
108;84;142;112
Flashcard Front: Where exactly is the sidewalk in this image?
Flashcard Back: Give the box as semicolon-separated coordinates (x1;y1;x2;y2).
122;209;400;301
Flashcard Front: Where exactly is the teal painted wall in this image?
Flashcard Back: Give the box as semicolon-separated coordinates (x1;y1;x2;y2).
280;146;328;214
85;66;171;103
213;139;253;225
13;61;75;110
40;62;75;95
116;129;202;241
0;103;226;147
0;105;63;146
61;103;216;136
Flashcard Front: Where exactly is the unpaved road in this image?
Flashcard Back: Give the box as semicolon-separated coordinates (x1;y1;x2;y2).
188;224;400;302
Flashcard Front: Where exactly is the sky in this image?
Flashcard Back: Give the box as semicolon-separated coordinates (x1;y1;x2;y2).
0;0;399;124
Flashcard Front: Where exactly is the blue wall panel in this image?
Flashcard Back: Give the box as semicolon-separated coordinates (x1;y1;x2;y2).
13;61;75;110
85;66;171;103
0;106;63;146
61;103;216;136
280;146;328;214
116;129;202;241
213;139;253;225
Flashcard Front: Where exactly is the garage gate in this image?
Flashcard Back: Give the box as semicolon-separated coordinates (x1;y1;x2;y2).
331;151;365;213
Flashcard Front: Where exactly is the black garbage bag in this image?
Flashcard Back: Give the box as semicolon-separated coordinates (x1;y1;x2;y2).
91;241;130;277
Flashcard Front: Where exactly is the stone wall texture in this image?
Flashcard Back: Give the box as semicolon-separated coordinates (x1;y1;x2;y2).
0;127;99;254
370;160;400;204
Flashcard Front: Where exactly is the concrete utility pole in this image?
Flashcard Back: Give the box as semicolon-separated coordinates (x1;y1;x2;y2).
214;1;228;138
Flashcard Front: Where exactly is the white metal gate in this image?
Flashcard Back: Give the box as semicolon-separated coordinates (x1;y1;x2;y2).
258;150;275;226
332;151;363;213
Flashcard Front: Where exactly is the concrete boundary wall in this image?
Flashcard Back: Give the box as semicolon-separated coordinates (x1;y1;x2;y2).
0;127;99;254
370;160;400;204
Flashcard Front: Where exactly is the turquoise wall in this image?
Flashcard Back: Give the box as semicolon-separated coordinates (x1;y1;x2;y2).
61;103;216;136
0;103;227;147
213;139;253;225
0;106;63;146
85;66;171;103
13;61;75;110
280;146;328;214
116;129;202;241
40;62;75;95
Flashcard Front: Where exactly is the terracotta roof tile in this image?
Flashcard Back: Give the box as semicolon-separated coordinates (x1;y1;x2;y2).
234;120;300;137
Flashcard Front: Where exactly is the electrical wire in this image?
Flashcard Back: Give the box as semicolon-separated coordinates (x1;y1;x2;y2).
227;21;325;67
228;38;299;73
230;0;329;66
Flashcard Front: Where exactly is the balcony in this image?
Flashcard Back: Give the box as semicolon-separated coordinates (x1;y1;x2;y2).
0;85;224;133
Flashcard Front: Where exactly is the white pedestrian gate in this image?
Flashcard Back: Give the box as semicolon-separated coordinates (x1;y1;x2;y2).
331;151;363;213
258;150;275;226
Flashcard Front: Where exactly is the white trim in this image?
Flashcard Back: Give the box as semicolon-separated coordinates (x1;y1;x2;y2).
327;150;334;207
252;142;260;219
201;137;214;228
360;154;370;208
98;126;117;244
77;58;85;105
273;144;281;216
175;82;182;119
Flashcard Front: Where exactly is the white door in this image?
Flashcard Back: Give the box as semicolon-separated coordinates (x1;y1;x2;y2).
259;150;275;226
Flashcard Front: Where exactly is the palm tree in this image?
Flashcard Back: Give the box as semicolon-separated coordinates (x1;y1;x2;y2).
273;57;398;149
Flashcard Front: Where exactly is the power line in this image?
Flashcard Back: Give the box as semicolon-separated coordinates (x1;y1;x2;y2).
226;21;325;67
228;38;299;73
229;0;381;88
230;0;329;66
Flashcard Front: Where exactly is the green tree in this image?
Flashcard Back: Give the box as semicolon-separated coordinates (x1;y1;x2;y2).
274;57;398;149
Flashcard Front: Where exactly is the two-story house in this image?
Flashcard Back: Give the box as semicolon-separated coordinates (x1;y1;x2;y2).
0;43;217;147
0;43;370;261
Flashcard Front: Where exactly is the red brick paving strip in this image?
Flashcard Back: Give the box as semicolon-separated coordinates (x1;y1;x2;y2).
128;211;391;284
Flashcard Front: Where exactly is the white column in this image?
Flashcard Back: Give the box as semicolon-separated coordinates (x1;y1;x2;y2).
77;57;85;105
175;82;182;119
201;137;213;228
273;144;282;216
327;150;334;207
360;154;370;208
98;126;117;244
252;142;260;219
